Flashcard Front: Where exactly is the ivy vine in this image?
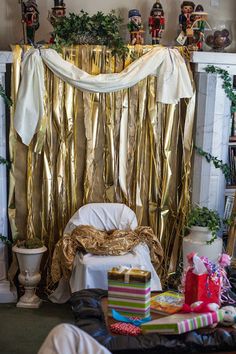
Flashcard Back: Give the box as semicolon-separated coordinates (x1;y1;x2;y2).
0;83;12;108
205;65;236;113
196;65;236;180
194;145;231;180
0;83;11;167
0;155;11;168
0;234;12;246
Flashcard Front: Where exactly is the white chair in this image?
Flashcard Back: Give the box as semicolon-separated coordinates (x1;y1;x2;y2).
50;203;162;303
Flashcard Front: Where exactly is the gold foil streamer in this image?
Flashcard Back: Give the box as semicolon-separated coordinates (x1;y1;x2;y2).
10;45;194;285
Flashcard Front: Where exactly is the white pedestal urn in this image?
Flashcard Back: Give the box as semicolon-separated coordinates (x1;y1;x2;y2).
182;226;223;269
12;245;47;308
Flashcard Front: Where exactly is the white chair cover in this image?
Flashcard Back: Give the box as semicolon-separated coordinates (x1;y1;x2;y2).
49;203;162;303
64;203;138;233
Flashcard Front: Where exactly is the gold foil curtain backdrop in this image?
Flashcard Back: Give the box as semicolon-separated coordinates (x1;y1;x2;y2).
10;45;194;281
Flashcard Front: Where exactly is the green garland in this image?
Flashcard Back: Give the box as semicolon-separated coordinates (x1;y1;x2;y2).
52;10;128;58
205;65;236;113
0;155;10;167
194;145;231;180
196;65;236;179
0;83;12;108
0;83;11;167
0;234;11;246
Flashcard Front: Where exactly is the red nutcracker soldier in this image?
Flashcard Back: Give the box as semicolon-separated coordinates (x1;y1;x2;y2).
20;0;40;44
149;2;165;45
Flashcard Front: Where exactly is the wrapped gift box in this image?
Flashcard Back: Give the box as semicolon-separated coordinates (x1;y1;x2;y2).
108;267;151;318
141;310;223;334
185;271;221;305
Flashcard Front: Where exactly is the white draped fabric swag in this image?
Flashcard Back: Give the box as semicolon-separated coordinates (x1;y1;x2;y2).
14;46;193;146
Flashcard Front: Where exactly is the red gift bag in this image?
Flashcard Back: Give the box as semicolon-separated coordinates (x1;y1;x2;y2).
185;270;221;305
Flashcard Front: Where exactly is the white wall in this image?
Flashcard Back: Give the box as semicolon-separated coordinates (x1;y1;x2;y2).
0;0;236;50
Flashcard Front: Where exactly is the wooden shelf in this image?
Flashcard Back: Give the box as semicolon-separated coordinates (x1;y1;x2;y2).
225;187;236;197
229;136;236;143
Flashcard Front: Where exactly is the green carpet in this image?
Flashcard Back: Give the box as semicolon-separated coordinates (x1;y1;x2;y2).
0;300;74;354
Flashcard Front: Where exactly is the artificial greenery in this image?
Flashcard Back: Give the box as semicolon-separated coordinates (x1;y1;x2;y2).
15;237;44;249
0;83;12;108
0;155;11;168
205;65;236;113
0;83;11;167
0;234;12;246
194;145;231;180
197;66;236;182
51;10;128;57
187;206;222;244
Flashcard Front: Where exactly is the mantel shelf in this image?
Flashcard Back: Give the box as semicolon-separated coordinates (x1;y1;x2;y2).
191;51;236;74
0;51;12;65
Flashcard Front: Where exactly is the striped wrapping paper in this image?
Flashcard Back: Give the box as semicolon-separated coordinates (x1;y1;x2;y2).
108;269;151;318
141;310;224;334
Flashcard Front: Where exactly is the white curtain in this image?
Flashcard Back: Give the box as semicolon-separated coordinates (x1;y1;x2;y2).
14;46;193;146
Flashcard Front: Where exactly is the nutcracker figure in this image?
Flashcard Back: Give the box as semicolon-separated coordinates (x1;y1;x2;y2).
48;0;66;26
191;5;210;51
149;2;165;45
179;1;195;36
21;0;39;44
127;9;144;45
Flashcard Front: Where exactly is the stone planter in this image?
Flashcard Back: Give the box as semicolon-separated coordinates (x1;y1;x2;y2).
12;245;47;308
182;226;222;269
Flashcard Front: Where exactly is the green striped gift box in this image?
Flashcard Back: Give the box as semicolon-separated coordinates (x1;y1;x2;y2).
141;310;224;334
108;268;151;318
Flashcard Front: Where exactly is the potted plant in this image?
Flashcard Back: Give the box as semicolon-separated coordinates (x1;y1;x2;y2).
51;10;128;57
182;206;223;268
12;237;47;308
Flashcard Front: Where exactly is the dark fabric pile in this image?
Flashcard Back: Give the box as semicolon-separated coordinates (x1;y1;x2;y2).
70;288;236;354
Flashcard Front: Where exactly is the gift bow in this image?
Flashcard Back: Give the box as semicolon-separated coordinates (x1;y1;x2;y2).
112;309;151;326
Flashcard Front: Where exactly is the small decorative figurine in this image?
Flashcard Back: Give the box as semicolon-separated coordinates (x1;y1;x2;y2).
48;0;66;26
127;9;144;45
21;0;40;44
179;1;195;34
177;1;195;45
191;5;210;50
149;2;165;45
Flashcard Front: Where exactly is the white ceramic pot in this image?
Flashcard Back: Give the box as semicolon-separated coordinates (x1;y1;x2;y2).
12;245;47;308
182;226;222;269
